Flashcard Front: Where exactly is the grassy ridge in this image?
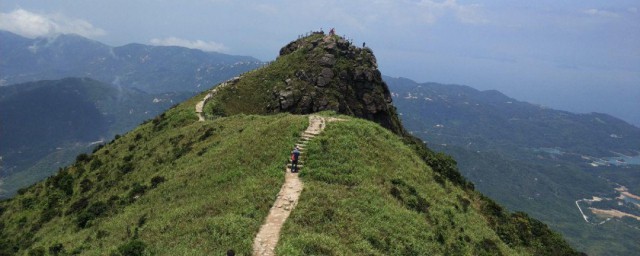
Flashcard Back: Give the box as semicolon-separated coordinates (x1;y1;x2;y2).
277;117;518;255
0;107;307;255
0;110;579;255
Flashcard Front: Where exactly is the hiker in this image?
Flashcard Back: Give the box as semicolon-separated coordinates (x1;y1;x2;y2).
291;145;301;173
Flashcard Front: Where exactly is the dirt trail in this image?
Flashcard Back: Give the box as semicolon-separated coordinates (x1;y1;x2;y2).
195;76;239;121
195;93;212;121
252;115;326;256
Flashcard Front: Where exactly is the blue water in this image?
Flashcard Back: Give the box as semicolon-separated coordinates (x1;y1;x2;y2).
536;147;563;155
622;195;640;205
605;154;640;166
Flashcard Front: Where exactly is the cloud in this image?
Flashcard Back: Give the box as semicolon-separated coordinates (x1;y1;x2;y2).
149;37;227;52
583;8;619;18
0;8;106;38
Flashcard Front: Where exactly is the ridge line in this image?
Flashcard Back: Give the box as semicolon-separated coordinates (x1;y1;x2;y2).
252;115;326;256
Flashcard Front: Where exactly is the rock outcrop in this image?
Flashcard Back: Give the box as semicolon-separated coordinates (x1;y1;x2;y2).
205;31;406;135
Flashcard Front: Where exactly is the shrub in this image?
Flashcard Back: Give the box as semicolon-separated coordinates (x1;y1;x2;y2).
80;178;93;193
120;162;134;174
96;230;109;239
27;247;45;256
150;176;166;188
67;197;89;215
90;158;103;171
92;144;104;153
76;211;94;229
476;239;501;256
21;197;36;210
76;201;108;228
127;183;148;201
76;153;91;163
389;179;429;214
16;187;29;195
116;240;146;256
55;172;75;196
457;195;471;212
107;195;121;206
137;214;148;228
17;217;27;228
45;191;64;210
48;243;65;256
198;128;215;141
39;208;60;224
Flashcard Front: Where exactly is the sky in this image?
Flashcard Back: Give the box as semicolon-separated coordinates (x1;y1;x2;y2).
1;0;639;126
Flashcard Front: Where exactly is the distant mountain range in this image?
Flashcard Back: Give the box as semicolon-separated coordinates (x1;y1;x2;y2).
0;31;264;197
385;76;640;255
0;78;192;197
0;30;263;93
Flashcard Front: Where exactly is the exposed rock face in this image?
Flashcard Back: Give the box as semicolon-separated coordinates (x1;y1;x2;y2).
208;31;405;135
273;32;405;134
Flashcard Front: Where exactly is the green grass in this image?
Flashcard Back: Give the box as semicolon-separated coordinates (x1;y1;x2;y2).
0;111;308;255
0;111;579;255
204;46;317;117
277;117;519;255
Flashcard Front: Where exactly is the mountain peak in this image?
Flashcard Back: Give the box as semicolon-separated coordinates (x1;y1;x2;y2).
202;31;405;134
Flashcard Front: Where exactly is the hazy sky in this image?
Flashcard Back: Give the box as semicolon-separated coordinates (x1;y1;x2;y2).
1;0;639;126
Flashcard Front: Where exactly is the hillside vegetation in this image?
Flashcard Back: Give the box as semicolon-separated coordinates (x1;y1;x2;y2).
386;76;640;255
0;99;308;255
0;33;580;255
0;109;578;255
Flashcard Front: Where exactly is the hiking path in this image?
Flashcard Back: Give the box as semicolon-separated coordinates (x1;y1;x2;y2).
252;115;326;256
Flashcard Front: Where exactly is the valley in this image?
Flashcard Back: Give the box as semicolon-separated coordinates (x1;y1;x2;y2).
576;185;640;226
386;76;640;255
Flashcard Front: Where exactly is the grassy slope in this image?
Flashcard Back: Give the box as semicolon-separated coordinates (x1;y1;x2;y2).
0;102;578;255
204;37;314;117
0;95;308;255
278;117;519;255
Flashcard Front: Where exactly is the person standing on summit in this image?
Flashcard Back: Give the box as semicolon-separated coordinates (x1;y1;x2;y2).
291;146;301;173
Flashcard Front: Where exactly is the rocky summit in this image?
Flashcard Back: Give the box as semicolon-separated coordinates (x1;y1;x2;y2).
202;31;405;135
